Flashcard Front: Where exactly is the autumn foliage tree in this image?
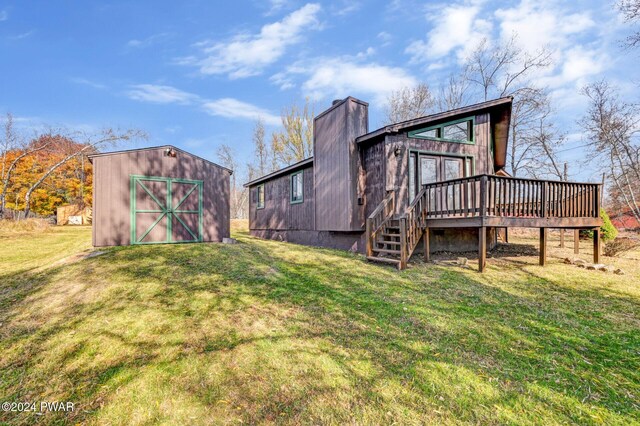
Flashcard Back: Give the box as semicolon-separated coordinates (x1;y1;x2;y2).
1;114;145;219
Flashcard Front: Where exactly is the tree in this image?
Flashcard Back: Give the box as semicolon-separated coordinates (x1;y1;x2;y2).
464;36;554;177
217;144;248;219
271;98;314;167
579;80;640;223
21;128;145;218
384;83;435;125
1;115;54;219
618;0;640;48
435;72;471;112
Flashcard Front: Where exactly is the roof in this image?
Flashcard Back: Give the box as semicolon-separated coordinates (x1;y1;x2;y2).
244;157;313;187
87;145;233;174
356;97;513;144
356;96;513;170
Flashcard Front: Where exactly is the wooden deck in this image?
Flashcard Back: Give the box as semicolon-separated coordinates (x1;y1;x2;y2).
366;174;603;271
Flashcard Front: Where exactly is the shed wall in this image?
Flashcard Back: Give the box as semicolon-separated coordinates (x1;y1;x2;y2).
92;148;230;246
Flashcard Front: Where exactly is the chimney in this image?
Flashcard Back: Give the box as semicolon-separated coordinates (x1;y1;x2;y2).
313;97;369;231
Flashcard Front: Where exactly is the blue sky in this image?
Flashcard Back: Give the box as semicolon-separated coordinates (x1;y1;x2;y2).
0;0;638;181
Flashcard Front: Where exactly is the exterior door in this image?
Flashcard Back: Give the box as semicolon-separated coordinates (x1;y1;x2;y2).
130;175;203;244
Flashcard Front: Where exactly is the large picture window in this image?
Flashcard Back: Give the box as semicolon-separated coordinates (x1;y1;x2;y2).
256;184;265;209
408;117;474;144
290;171;303;204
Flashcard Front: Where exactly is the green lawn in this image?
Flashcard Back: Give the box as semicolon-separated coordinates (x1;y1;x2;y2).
0;225;638;425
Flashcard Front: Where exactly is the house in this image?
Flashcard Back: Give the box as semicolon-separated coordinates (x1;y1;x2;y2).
245;97;602;271
89;145;231;247
611;210;640;230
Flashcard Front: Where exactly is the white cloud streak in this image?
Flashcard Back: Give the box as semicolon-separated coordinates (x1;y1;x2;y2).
202;98;281;125
185;3;321;79
125;84;280;125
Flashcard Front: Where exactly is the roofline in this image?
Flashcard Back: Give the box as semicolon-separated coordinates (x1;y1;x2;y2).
244;157;314;187
87;145;233;174
356;96;513;144
314;96;369;122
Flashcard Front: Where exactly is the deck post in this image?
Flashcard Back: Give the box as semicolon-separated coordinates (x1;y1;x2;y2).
504;227;509;243
539;227;547;266
560;229;565;248
399;217;407;270
478;226;487;272
365;219;373;257
574;230;579;254
593;228;600;264
423;227;430;262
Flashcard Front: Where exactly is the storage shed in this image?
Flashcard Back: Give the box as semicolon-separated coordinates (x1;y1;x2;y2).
88;145;231;247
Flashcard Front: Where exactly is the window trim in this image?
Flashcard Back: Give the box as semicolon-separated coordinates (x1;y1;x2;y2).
256;184;265;209
407;116;475;145
290;170;304;204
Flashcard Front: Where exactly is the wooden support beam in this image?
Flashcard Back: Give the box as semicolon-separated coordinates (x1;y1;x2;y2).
560;229;565;248
423;228;430;262
593;228;600;264
574;229;579;254
504;227;509;243
539;228;547;266
479;226;487;272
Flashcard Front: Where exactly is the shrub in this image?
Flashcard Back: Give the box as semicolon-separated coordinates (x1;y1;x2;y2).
604;237;640;257
600;208;618;241
580;209;618;241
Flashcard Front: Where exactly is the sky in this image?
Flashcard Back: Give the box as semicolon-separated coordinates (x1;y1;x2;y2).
0;0;638;182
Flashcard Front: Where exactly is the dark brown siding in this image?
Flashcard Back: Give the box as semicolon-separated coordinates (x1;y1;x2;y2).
314;97;368;231
249;164;314;231
92;147;230;246
362;140;386;219
387;112;492;214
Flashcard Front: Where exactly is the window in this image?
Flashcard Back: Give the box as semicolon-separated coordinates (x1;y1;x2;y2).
290;171;303;204
256;184;265;209
408;117;474;144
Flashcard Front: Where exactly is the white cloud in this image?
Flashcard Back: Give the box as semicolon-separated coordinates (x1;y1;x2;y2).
126;84;198;105
495;0;594;53
71;78;107;90
10;30;35;40
377;31;392;46
126;32;172;49
406;1;491;61
0;10;8;21
276;56;417;103
187;3;321;79
202;98;281;125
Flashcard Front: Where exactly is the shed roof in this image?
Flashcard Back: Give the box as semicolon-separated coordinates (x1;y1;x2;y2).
87;145;233;174
244;157;313;187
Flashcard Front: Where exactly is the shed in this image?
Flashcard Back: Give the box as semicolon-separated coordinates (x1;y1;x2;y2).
88;145;231;247
56;204;92;225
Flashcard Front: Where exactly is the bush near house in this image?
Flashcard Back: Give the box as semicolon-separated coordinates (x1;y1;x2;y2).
581;208;619;241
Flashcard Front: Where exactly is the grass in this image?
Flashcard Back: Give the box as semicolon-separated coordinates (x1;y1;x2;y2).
0;224;638;425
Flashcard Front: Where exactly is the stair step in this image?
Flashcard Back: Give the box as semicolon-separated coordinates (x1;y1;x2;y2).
372;248;402;255
381;233;400;238
366;256;400;265
377;240;401;246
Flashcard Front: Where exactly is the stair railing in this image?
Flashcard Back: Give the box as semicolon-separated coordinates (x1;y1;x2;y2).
399;187;428;268
365;191;395;257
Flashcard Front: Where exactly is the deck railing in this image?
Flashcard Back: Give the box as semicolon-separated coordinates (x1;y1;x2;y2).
422;174;601;219
365;191;395;257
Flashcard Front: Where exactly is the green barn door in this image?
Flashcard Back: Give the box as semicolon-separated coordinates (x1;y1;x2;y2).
130;176;203;245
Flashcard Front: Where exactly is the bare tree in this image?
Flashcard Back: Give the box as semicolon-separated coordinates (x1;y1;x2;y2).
1;115;55;219
21;128;145;218
217;144;248;219
384;83;435;125
435;72;471;112
523;106;568;180
464;36;554;176
619;0;640;48
271;98;314;167
579;80;640;222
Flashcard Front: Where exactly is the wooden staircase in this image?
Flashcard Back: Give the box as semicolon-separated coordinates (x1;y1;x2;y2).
366;188;427;270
